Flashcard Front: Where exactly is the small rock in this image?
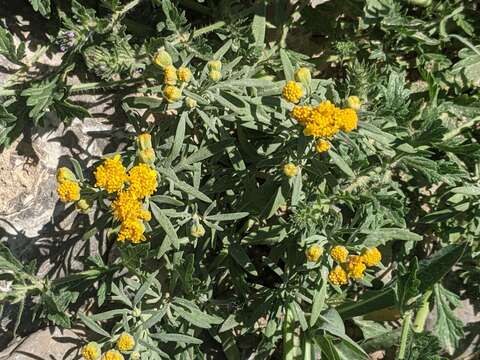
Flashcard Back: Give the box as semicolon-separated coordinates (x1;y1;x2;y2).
1;326;85;360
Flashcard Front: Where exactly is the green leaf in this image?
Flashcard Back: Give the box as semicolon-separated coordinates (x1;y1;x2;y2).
168;112;187;163
205;212;249;221
142;308;168;330
310;278;327;327
150;202;179;249
363;228;423;247
78;313;110;338
433;284;464;354
329;150;354;178
29;0;51;17
280;49;294;81
151;333;203;345
251;1;266;46
133;271;158;307
0;26;19;63
395;258;420;313
229;243;258;276
157;167;212;203
450;186;480;196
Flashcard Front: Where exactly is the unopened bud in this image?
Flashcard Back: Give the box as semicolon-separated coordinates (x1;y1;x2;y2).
294;67;311;86
185;97;197;109
56;167;76;183
207;60;222;72
154;49;173;68
209;70;222;82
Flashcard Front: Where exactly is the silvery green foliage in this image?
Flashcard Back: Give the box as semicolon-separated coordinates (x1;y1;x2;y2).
1;0;480;358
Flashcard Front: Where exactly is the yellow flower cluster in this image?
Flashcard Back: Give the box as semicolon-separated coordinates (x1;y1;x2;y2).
128;163;158;199
327;246;381;285
306;244;323;262
56;167;81;203
82;342;101;360
93;148;157;244
94;155;127;193
282;81;303;103
116;333;135;352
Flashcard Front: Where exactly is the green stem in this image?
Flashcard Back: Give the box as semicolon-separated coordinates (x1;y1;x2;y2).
398;311;412;360
303;337;312;360
413;289;432;333
283;304;296;360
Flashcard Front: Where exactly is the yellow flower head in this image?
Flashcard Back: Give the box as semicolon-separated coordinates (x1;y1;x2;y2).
57;180;81;203
303;101;340;138
282;81;303;103
163;65;177;85
190;222;206;238
291;106;312;125
185;97;197;109
336;108;358;133
283;163;299;177
294;67;311;85
94;155;127;193
101;350;124;360
177;67;192;83
209;70;222;82
117;332;135;352
306;244;323;263
82;342;101;360
128;164;158;199
361;247;382;267
139;148;156;164
118;218;146;244
346;255;366;280
315;139;330;153
330;245;349;263
154;49;172;68
136;133;152;150
57;167;76;183
164;85;182;103
112;190;151;222
328;266;348;285
207;60;222;72
347;96;361;111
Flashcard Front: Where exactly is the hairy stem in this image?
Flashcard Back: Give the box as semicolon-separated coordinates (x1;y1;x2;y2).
398;311;412;360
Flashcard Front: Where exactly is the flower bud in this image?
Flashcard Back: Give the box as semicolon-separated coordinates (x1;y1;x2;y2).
131;352;141;360
163;85;182;103
136;133;152;150
190;222;206;238
283;163;298;178
132;307;141;317
185;97;197;109
347;96;361;111
177;67;192;83
163;65;177;85
139;148;156;164
315;139;330;153
294;67;311;86
306;244;323;262
209;70;222;82
207;60;222;72
154;49;173;68
56;167;76;183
